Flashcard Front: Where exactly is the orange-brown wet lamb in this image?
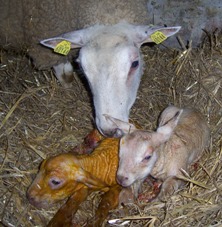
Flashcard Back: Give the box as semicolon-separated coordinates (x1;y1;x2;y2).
27;137;121;227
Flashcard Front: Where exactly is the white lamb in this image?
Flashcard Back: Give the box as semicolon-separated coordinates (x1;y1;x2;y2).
108;106;210;200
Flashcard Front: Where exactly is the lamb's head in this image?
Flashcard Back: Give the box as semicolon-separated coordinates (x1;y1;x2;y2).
27;153;104;209
41;23;181;137
117;130;158;187
116;109;183;188
26;154;82;208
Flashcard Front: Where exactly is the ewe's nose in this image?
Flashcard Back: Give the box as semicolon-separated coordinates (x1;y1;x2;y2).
116;174;129;187
96;115;125;137
100;128;124;138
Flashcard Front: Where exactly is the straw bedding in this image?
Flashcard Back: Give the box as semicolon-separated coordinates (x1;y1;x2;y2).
0;33;221;226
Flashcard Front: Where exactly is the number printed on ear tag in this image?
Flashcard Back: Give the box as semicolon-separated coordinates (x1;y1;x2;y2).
151;31;167;44
54;41;71;55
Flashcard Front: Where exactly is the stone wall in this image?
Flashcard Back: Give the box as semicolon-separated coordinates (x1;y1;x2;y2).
147;0;222;47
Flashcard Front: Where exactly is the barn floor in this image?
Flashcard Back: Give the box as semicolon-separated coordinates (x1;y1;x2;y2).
0;34;222;226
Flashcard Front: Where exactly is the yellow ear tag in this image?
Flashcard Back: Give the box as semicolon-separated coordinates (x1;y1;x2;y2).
150;31;167;44
54;40;71;55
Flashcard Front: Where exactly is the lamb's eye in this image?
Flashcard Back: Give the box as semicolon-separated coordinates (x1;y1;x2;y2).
49;178;63;189
51;179;61;185
143;155;151;161
131;60;139;69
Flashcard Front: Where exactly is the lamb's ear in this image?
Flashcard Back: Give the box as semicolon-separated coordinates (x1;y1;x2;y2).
134;25;181;46
76;168;107;189
152;109;183;146
40;28;90;49
158;105;181;127
103;114;137;135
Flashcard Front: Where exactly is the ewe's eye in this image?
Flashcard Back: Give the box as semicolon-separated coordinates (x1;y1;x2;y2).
49;177;63;189
131;60;139;69
143;155;151;161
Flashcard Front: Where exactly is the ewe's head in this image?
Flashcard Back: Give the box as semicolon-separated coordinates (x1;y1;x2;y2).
41;23;180;137
77;23;144;137
27;154;82;208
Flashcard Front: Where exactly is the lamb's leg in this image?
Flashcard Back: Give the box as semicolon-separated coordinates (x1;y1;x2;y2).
118;186;135;205
71;129;104;155
89;185;122;227
47;187;89;227
158;176;183;202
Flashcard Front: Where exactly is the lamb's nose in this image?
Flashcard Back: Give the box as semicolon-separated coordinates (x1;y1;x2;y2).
116;175;129;187
26;192;36;205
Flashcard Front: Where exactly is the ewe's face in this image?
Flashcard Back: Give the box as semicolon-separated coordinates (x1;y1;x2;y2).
78;33;143;137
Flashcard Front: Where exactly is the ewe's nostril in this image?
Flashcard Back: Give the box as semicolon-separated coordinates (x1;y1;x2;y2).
99;128;119;138
101;130;113;137
113;128;124;138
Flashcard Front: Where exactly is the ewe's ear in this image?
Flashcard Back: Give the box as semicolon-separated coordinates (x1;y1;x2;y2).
40;28;89;49
134;25;181;46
